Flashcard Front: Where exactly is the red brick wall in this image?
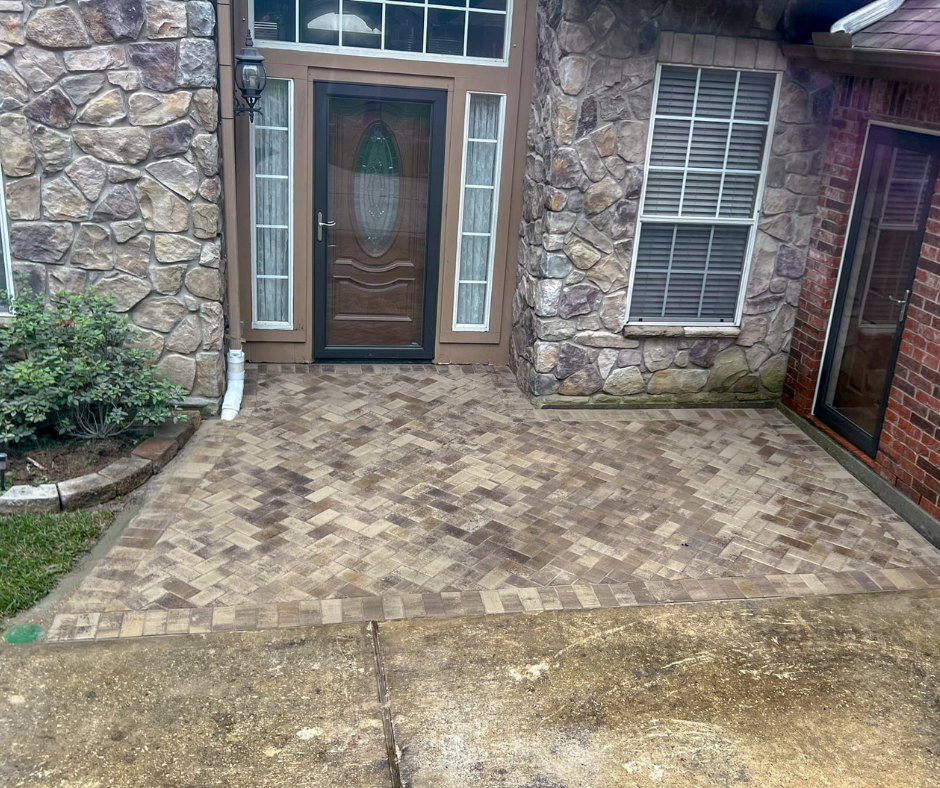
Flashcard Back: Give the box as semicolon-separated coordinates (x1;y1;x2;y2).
784;75;940;520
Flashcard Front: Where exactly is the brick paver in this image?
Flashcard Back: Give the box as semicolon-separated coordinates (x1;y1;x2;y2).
48;364;940;641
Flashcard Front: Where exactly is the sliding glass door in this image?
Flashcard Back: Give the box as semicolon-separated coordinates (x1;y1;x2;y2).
817;125;940;456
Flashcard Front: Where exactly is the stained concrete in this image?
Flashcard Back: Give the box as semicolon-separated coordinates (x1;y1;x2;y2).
2;592;939;787
0;626;390;787
382;590;940;788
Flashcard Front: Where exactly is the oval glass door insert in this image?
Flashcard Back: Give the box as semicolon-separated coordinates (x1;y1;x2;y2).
354;122;401;256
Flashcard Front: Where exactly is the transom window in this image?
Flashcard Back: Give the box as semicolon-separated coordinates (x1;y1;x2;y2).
251;0;510;63
0;167;12;315
629;65;778;324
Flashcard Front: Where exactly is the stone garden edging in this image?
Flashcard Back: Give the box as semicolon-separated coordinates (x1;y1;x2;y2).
0;410;201;514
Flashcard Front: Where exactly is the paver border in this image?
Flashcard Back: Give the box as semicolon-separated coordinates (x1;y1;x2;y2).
44;564;940;642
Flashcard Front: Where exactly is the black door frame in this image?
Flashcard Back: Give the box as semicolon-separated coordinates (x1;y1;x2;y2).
312;81;446;360
816;124;940;457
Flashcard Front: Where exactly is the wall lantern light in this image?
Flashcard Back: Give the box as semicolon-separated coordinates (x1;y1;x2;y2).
234;30;267;123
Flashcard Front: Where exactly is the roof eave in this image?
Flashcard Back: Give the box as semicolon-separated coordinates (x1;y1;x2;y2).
783;41;940;82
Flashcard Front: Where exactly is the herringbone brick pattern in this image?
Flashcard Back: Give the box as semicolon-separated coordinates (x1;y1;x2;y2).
54;364;939;630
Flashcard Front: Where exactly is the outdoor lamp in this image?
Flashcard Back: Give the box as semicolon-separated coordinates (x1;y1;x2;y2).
0;453;6;492
234;30;266;123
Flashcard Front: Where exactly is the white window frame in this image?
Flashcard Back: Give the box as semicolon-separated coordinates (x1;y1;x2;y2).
625;63;781;327
452;91;506;332
250;77;294;330
250;0;512;67
0;166;13;316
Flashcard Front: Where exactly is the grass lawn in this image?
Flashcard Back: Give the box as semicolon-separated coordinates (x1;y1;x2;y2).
0;510;113;628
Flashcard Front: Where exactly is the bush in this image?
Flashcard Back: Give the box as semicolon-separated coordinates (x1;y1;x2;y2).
0;286;187;445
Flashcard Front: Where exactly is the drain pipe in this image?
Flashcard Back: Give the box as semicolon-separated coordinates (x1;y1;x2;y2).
218;0;245;419
221;348;245;421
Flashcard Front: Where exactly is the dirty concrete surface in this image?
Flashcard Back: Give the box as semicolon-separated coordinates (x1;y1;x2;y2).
2;590;939;787
382;590;940;788
0;626;390;788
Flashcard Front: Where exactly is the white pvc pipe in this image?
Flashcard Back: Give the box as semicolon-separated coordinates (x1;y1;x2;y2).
220;348;245;421
830;0;904;35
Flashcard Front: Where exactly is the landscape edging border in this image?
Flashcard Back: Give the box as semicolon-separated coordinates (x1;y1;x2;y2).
0;411;202;515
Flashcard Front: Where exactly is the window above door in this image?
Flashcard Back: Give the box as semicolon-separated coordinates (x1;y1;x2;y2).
251;0;512;65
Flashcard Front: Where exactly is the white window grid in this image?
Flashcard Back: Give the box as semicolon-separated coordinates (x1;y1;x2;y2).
627;63;781;327
250;0;512;66
453;91;506;332
250;77;294;330
0;164;13;316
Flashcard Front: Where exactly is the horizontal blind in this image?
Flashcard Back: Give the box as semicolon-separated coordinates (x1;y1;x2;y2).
631;65;776;323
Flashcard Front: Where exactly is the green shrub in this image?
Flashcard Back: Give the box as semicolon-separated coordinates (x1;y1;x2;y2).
0;286;187;445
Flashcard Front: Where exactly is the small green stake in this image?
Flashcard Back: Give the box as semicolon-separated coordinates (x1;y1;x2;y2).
3;623;43;644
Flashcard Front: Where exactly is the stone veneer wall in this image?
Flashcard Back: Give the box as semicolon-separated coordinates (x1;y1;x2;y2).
0;0;224;408
510;0;835;406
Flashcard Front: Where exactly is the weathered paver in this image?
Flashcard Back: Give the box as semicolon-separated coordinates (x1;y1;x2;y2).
48;365;940;640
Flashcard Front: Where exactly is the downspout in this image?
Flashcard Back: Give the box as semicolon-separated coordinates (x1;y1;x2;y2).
217;0;245;420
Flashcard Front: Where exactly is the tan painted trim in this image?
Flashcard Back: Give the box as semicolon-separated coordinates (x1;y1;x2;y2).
218;0;242;350
232;0;537;364
235;63;309;345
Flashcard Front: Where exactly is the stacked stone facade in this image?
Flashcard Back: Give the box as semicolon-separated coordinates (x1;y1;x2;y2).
511;0;835;406
784;75;940;521
0;0;224;408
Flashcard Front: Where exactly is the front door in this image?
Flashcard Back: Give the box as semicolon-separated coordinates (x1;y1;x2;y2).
313;82;446;359
817;125;940;456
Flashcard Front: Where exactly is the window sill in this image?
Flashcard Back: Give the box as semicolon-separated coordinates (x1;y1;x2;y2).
623;324;741;339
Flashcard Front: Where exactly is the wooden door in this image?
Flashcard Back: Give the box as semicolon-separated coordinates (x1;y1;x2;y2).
313;82;445;359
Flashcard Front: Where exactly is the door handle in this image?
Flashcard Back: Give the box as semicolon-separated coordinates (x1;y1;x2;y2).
317;212;336;242
888;289;911;323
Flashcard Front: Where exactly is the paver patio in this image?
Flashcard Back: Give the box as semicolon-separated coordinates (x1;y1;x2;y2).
48;365;940;641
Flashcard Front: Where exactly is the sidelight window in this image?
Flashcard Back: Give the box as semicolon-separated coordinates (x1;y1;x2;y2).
251;0;510;63
454;92;505;330
628;65;778;324
250;78;294;329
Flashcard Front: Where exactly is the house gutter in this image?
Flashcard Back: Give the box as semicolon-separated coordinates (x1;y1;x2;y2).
216;0;245;420
782;0;940;80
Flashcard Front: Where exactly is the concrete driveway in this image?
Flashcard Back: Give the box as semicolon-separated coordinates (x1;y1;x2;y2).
46;364;940;642
3;589;938;787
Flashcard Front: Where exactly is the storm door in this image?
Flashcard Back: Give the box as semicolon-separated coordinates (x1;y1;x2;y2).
817;125;940;456
313;82;445;359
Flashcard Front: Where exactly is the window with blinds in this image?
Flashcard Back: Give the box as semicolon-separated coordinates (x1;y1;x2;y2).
250;78;293;329
0;166;12;315
453;92;505;331
629;65;778;324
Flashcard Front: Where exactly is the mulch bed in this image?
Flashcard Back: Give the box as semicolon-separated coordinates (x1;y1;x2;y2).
6;435;144;487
